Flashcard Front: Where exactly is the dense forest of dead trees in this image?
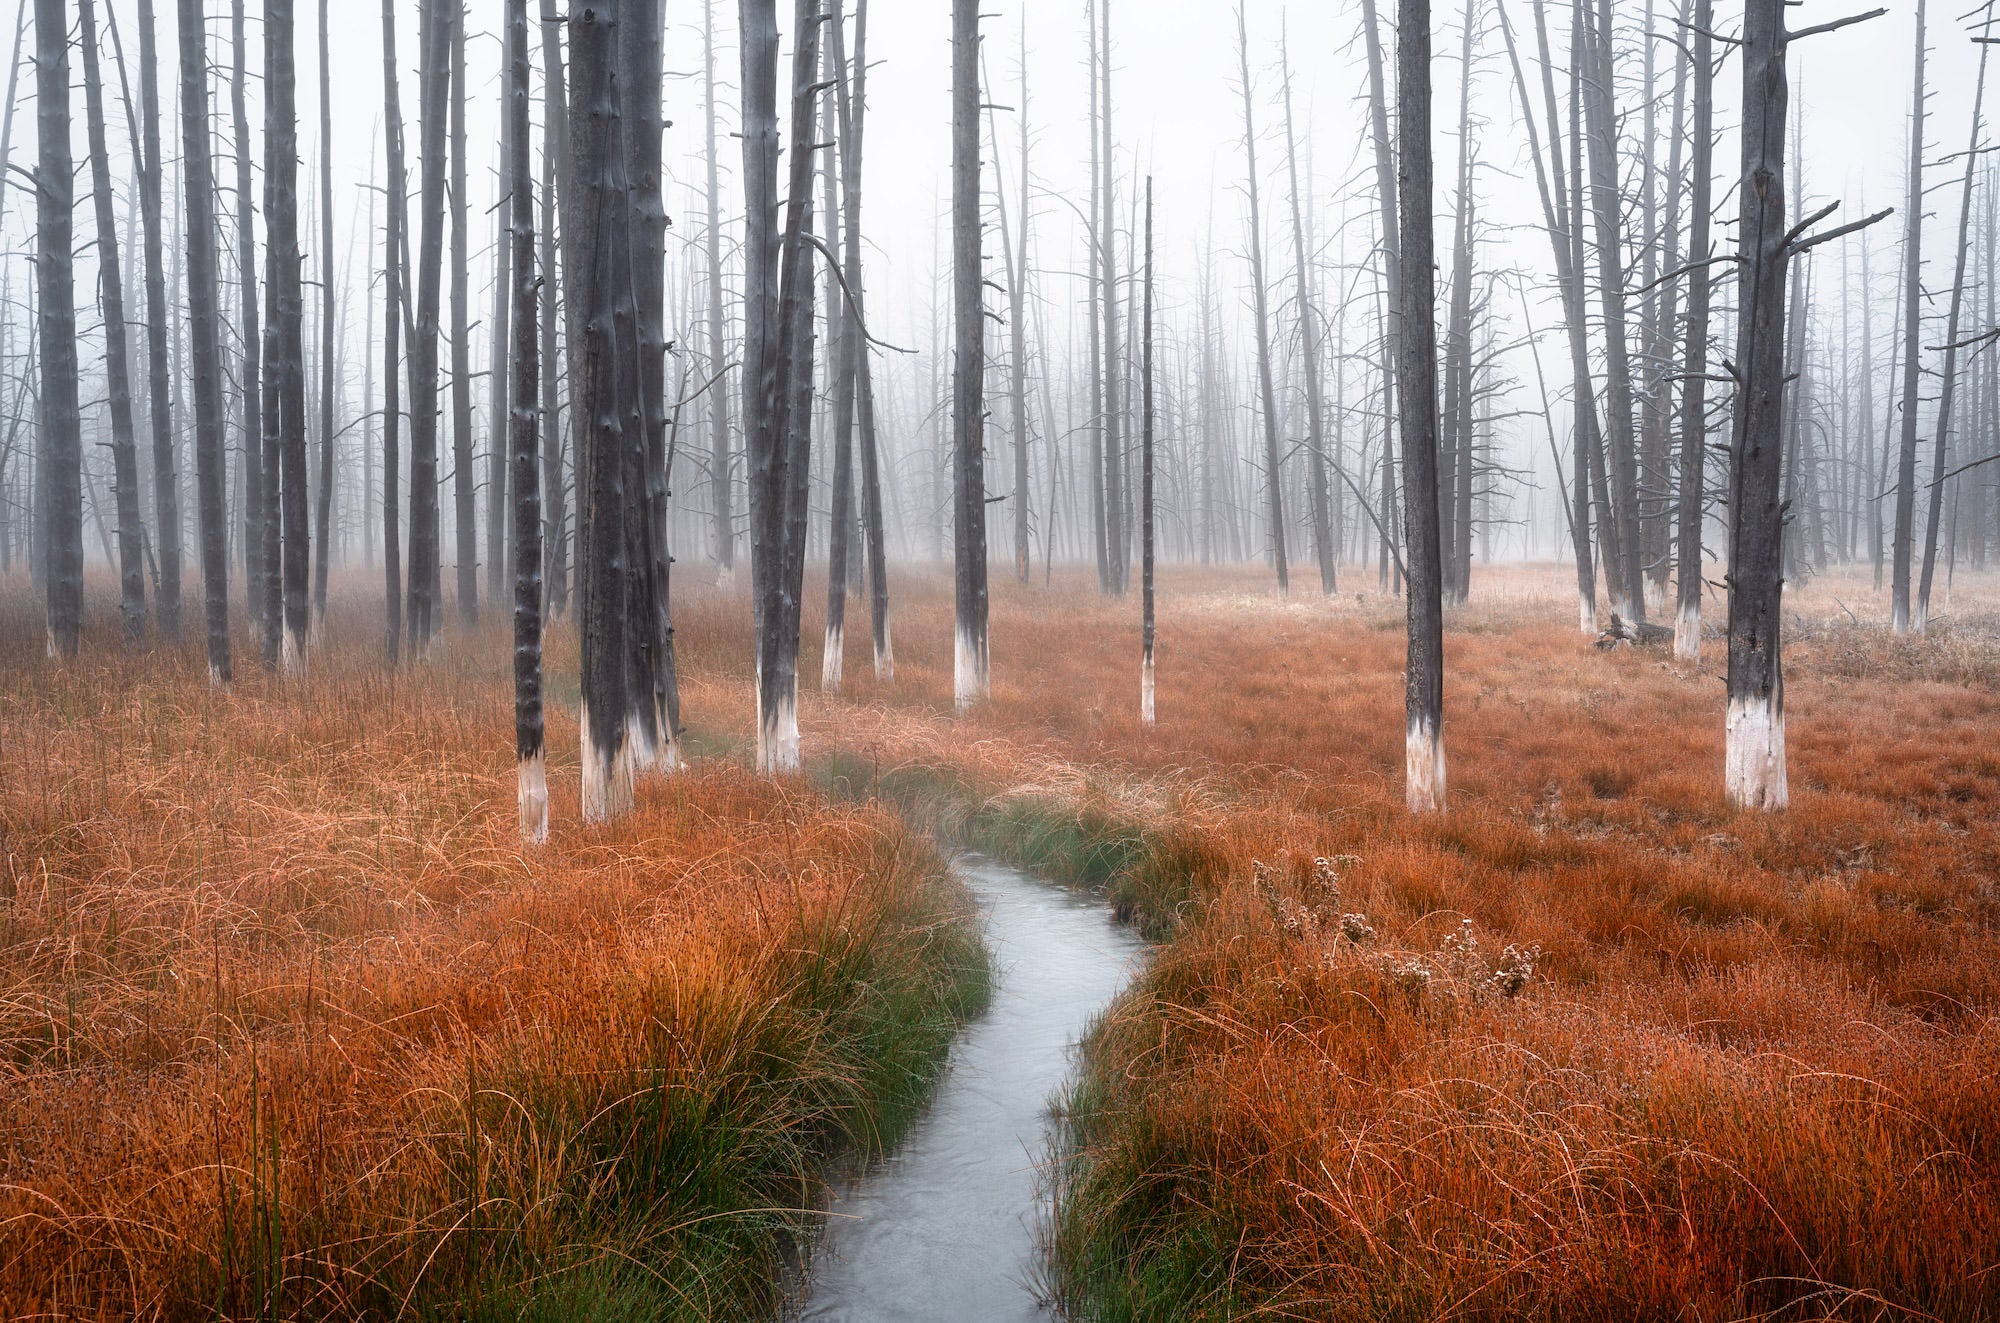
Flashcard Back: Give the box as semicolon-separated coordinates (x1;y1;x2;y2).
1;0;1988;825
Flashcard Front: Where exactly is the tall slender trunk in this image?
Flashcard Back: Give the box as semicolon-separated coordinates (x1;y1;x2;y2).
1099;0;1125;594
1236;4;1289;597
488;18;513;610
1726;0;1799;810
821;19;855;692
79;0;145;645
1141;177;1156;726
506;0;545;842
265;0;309;670
1280;36;1334;594
842;0;890;679
539;113;566;619
313;0;334;622
1362;0;1403;592
951;0;989;710
1674;0;1717;660
381;0;407;663
1441;0;1478;606
229;0;263;631
1891;0;1925;633
406;0;451;653
1399;0;1446;812
450;0;475;626
1915;38;1989;630
136;0;180;641
176;0;232;679
35;0;81;659
703;0;734;580
1009;22;1033;585
1087;0;1107;592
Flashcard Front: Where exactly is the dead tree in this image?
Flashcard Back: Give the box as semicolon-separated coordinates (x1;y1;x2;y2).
35;0;81;659
312;0;334;622
229;0;262;629
538;0;573;619
450;1;475;626
177;0;232;680
821;22;856;693
1280;35;1335;594
1399;0;1447;813
407;0;452;654
1006;22;1034;585
266;0;309;670
488;12;512;610
1915;34;1990;631
539;103;566;619
1235;4;1289;597
381;0;407;663
951;0;989;710
1727;0;1886;809
131;0;181;641
506;0;545;842
1440;0;1479;606
1141;177;1157;727
702;0;734;582
1361;0;1404;594
1891;0;1926;634
79;0;144;645
1674;0;1717;660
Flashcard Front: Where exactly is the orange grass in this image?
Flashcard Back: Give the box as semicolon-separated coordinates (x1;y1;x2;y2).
0;587;985;1320
676;561;2000;1321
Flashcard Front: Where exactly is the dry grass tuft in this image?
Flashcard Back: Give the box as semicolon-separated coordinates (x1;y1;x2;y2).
0;586;985;1319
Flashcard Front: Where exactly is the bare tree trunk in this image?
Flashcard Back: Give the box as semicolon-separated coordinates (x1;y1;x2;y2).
449;1;475;627
176;0;232;680
1280;36;1334;595
1008;21;1033;585
1674;0;1717;660
1915;38;1989;631
381;0;407;664
1141;177;1156;727
488;18;512;611
35;0;81;659
703;0;734;582
506;0;546;842
1441;0;1478;607
821;15;855;692
572;0;634;816
841;0;890;680
1099;0;1125;595
406;0;451;654
227;0;263;634
1399;0;1446;812
265;0;309;670
539;113;566;619
80;0;145;646
951;0;989;709
1087;0;1108;592
136;0;181;641
1891;0;1926;634
1236;3;1289;598
313;0;335;623
1362;0;1402;592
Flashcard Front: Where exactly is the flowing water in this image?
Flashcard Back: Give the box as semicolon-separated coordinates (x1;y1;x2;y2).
793;854;1146;1323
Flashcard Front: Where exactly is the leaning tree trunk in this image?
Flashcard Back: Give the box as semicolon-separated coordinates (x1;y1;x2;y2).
381;0;407;664
450;0;476;627
506;0;545;842
1674;0;1716;660
1141;177;1157;727
1398;0;1447;813
34;0;82;660
177;0;233;680
951;0;989;710
313;0;335;623
571;0;634;818
1236;5;1289;598
79;0;145;646
267;0;309;671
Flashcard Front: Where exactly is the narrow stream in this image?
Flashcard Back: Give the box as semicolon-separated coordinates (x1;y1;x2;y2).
793;854;1146;1322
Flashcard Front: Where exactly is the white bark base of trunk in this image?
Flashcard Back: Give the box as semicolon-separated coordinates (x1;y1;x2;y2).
517;749;549;844
757;681;800;776
715;564;736;592
1912;600;1931;636
46;626;55;660
953;624;988;714
579;699;635;822
628;710;661;778
1644;577;1668;618
1674;600;1701;662
874;621;894;683
1141;650;1155;727
282;629;306;678
1577;591;1596;636
821;622;843;693
1725;693;1787;811
656;699;682;775
1406;716;1446;814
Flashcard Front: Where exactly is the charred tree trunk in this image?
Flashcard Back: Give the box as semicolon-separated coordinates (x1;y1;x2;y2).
703;0;734;582
951;0;989;709
488;16;512;611
406;0;451;654
266;0;309;670
506;0;545;842
135;0;181;641
450;0;475;627
80;0;145;645
313;0;334;622
1674;0;1716;660
1281;38;1335;595
1008;22;1033;585
1141;177;1157;726
840;0;890;680
176;0;232;679
1399;0;1446;813
229;0;263;631
539;110;566;619
820;19;855;693
1891;0;1925;634
381;0;407;663
35;0;82;659
1236;4;1289;598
